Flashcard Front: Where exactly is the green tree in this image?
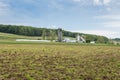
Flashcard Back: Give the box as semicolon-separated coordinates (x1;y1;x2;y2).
42;29;46;40
50;30;57;41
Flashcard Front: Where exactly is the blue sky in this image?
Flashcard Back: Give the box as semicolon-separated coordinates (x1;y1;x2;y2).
0;0;120;38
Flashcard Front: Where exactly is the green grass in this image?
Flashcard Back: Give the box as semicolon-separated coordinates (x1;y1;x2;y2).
0;32;41;41
0;40;118;47
0;44;120;80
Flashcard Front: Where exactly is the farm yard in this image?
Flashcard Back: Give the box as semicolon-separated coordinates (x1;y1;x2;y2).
0;0;120;79
0;43;120;80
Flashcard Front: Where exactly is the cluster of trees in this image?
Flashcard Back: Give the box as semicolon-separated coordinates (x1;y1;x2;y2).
84;34;109;43
0;24;44;36
113;38;120;42
42;29;57;40
0;24;109;43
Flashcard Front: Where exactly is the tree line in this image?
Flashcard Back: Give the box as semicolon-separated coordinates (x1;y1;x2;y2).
0;24;109;43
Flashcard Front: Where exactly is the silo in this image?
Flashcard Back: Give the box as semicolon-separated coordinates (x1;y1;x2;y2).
58;28;62;42
76;34;80;42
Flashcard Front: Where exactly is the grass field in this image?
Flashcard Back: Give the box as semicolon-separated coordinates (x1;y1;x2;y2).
0;32;41;41
0;43;120;80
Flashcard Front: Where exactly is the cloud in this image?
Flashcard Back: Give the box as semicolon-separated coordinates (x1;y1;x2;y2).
23;0;36;3
102;21;120;28
95;15;120;20
71;30;120;38
95;15;120;28
0;1;10;16
71;0;112;10
48;0;64;10
106;7;112;11
0;2;7;8
93;0;102;5
103;0;111;5
73;0;81;2
93;0;111;6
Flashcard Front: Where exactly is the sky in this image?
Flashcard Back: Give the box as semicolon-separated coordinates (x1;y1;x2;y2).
0;0;120;38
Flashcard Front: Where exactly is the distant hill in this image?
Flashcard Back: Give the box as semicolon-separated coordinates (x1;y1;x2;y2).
0;24;109;43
